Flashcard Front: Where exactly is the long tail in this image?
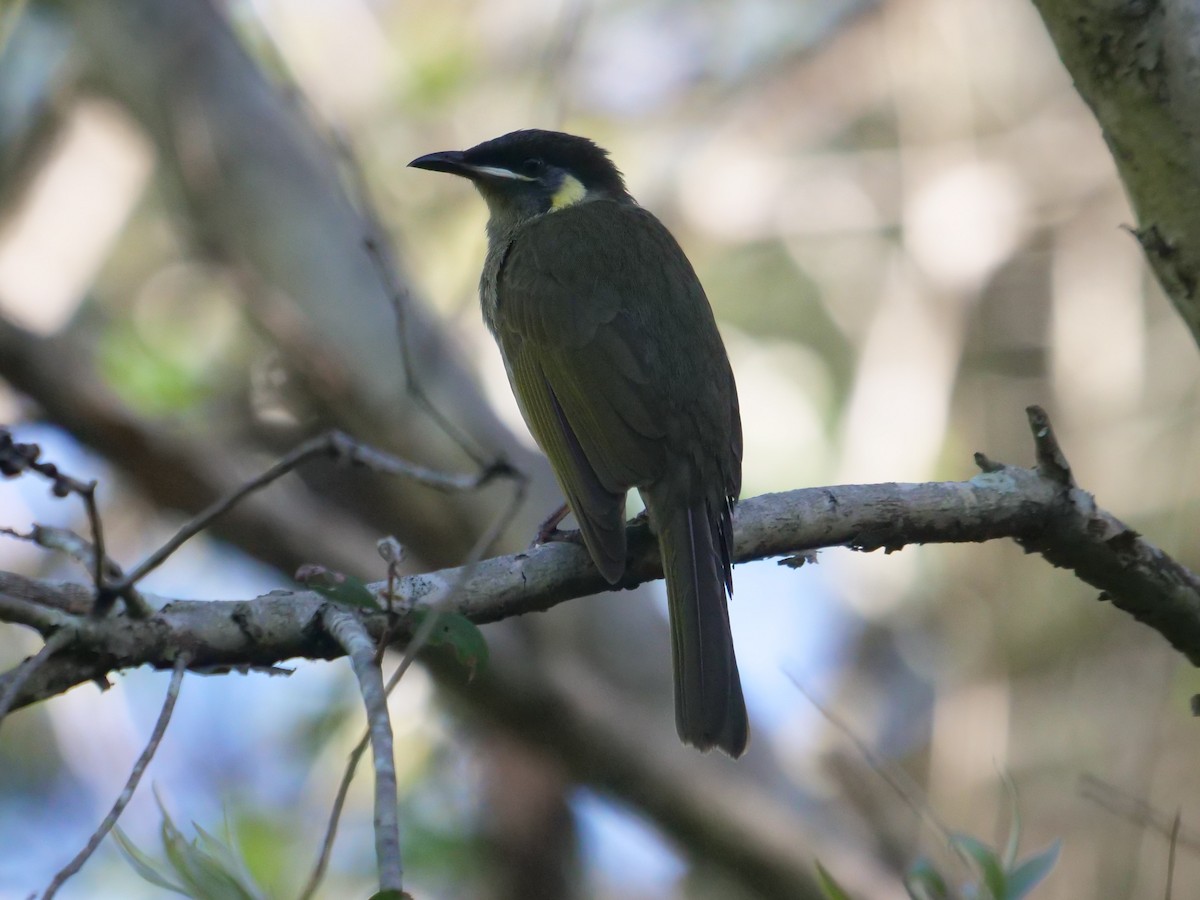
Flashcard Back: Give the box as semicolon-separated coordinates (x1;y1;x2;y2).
653;496;748;757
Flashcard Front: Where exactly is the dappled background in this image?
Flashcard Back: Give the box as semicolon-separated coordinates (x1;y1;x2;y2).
2;0;1199;897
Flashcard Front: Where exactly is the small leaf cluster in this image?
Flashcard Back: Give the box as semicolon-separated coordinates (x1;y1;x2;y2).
298;564;489;679
817;794;1060;900
114;800;267;900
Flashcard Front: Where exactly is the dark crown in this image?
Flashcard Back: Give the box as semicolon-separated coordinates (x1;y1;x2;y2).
462;130;628;197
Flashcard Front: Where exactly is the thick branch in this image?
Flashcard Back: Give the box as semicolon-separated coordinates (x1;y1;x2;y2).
3;460;1198;714
1030;0;1200;345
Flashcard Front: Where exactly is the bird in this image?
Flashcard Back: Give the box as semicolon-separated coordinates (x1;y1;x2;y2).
410;129;747;757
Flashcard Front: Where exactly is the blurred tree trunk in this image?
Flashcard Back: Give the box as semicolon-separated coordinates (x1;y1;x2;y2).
64;0;559;568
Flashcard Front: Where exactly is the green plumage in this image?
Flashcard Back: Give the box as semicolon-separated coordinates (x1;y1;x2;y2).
411;130;748;756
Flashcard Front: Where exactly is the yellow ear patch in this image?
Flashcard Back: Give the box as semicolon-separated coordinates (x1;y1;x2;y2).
550;174;588;210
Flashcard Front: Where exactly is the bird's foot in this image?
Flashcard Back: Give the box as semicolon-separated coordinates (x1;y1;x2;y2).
531;502;571;548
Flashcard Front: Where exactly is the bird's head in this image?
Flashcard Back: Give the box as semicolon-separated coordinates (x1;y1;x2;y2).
409;129;631;230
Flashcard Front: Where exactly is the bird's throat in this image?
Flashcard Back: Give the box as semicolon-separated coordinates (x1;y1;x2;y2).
550;174;588;210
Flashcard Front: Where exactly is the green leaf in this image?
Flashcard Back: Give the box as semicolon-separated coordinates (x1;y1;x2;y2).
160;819;262;900
951;832;1007;899
413;609;489;680
814;860;857;900
1005;841;1061;899
191;820;262;890
112;827;188;894
904;857;950;900
368;891;413;900
112;799;268;900
1000;772;1021;870
159;808;197;885
159;814;214;897
298;566;380;610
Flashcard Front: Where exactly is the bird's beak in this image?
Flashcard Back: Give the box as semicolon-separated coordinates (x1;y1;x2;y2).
408;149;471;176
409;151;533;183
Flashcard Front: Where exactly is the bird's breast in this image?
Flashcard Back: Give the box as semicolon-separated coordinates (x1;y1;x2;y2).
479;236;512;335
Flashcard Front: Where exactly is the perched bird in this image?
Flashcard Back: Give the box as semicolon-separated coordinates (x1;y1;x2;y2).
410;130;747;757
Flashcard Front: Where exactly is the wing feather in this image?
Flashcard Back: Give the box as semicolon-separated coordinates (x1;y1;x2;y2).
493;199;739;581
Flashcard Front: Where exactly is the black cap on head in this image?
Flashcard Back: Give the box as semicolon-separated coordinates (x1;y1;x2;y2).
462;129;628;197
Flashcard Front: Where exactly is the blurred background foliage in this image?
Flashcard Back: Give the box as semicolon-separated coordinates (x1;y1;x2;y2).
1;0;1199;897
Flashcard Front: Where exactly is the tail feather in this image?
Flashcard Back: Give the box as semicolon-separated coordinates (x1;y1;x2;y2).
655;497;748;757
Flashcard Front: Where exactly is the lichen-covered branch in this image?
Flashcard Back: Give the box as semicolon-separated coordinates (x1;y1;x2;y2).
1030;0;1200;345
3;448;1198;713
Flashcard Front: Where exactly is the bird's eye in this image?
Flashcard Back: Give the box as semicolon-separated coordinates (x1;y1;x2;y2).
521;158;546;176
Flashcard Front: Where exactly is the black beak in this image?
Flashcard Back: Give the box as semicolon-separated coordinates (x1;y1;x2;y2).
408;150;471;176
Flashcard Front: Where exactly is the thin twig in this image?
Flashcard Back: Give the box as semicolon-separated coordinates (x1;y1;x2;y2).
9;526;106;576
1025;405;1074;487
6;525;151;619
321;608;403;894
337;136;494;471
298;593;451;900
0;430;150;617
78;489;153;617
111;430;505;594
1167;809;1181;900
0;591;79;635
0;628;75;729
297;725;370;900
1079;775;1200;853
787;673;956;849
374;537;406;654
42;655;189;899
299;475;525;899
216;54;502;473
80;482;107;606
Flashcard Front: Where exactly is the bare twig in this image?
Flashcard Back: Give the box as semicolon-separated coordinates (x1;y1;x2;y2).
0;591;79;635
788;673;955;846
1167;809;1181;900
4;526;150;618
4;526;111;578
321;608;403;894
1025;405;1074;487
42;654;189;899
298;600;449;900
301;475;526;899
80;482;108;609
0;429;151;617
1079;775;1200;855
0;628;75;729
218;21;500;477
0;429;94;497
339;135;495;472
298;727;370;900
374;537;407;652
110;430;510;594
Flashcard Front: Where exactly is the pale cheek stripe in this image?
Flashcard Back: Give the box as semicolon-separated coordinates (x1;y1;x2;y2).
470;165;535;181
